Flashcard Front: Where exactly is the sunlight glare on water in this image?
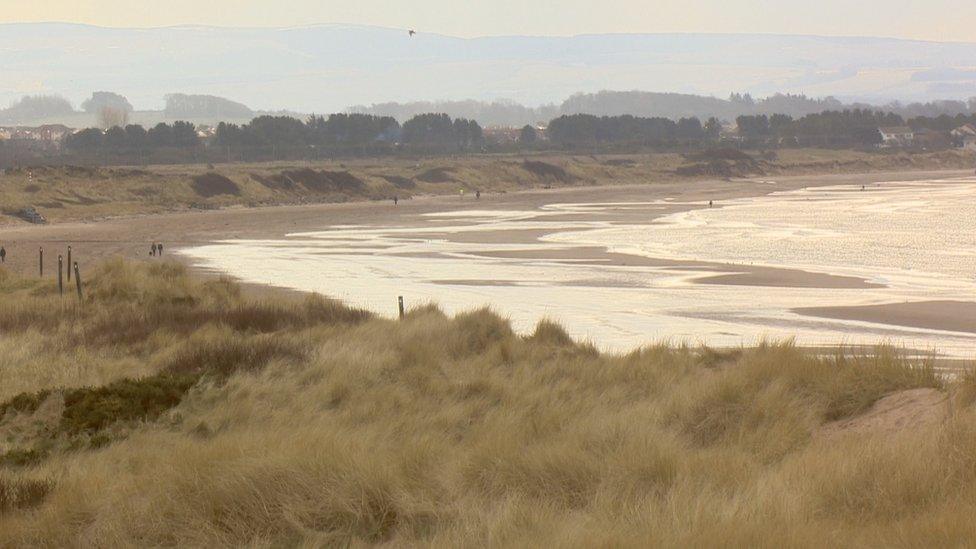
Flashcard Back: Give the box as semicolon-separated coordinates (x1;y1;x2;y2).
181;178;976;357
548;179;976;288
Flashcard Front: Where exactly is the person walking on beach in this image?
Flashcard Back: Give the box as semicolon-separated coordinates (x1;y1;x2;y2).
393;195;398;206
476;190;481;200
157;243;163;256
0;246;6;263
150;243;157;257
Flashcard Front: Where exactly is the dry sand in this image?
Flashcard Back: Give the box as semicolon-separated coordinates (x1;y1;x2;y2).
0;168;971;335
816;388;948;440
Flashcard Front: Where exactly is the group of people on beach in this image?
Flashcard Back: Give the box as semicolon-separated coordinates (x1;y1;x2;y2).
150;243;164;257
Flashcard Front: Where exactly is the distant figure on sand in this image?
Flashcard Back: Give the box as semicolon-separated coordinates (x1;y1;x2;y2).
150;243;157;257
0;246;5;263
708;200;713;207
157;243;163;256
393;195;398;206
476;190;481;200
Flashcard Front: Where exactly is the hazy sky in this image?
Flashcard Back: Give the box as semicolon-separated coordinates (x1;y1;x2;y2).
2;0;974;42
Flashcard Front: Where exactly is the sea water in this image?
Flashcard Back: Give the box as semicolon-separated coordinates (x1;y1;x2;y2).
180;178;976;357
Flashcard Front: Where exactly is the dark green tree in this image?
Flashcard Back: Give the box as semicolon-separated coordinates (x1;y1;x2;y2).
704;117;722;139
64;128;104;151
171;121;199;148
519;125;538;144
147;123;173;147
124;125;148;148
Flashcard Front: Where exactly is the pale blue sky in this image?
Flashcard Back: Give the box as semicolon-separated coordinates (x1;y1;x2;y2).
1;0;973;42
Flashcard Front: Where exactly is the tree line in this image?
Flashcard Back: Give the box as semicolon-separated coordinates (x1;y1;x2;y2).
546;114;721;146
546;110;976;148
65;121;200;152
41;107;976;167
734;110;976;146
62;113;485;161
354;91;976;128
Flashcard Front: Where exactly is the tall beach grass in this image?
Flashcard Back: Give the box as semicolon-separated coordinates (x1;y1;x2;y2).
0;259;972;546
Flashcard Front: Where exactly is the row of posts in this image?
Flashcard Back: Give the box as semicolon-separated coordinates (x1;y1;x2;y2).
47;250;403;310
38;246;82;300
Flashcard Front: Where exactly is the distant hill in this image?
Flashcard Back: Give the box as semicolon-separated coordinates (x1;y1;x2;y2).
4;23;976;116
352;91;976;127
4;90;974;131
81;92;133;114
0;95;74;125
0;92;260;128
346;100;559;128
559;91;846;119
164;94;253;119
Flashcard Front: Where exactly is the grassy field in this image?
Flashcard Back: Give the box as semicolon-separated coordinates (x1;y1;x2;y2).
0;260;973;546
2;148;973;224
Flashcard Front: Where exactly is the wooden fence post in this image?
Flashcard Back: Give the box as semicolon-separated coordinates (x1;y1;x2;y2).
74;262;82;300
66;246;72;281
39;247;43;277
398;296;405;319
58;255;63;296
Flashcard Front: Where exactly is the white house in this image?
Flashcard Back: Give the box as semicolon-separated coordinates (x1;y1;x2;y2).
877;126;914;148
950;124;976;150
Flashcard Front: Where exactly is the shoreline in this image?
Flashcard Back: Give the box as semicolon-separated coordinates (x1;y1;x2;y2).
0;167;973;349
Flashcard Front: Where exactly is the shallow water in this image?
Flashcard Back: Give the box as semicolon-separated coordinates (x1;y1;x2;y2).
550;179;976;290
180;178;976;357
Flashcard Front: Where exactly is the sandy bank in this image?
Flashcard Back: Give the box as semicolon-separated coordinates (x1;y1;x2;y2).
795;300;976;335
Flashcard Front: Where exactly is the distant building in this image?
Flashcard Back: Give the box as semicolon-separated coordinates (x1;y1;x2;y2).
32;124;72;142
196;125;217;139
721;122;743;142
533;124;549;141
0;125;72;142
0;125;72;156
950;124;976;150
913;128;951;150
877;126;914;148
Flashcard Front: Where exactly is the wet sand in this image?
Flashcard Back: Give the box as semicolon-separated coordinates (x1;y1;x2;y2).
795;301;976;335
469;247;881;289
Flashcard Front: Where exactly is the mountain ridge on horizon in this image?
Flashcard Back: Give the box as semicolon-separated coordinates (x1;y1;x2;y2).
7;89;975;130
3;22;976;116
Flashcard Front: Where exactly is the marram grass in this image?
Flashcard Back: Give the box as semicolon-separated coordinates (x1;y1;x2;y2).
0;259;973;547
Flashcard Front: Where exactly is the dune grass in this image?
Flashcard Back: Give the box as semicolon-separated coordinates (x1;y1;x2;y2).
0;260;972;546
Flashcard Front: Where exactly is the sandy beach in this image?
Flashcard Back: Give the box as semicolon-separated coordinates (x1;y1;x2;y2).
0;168;973;344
